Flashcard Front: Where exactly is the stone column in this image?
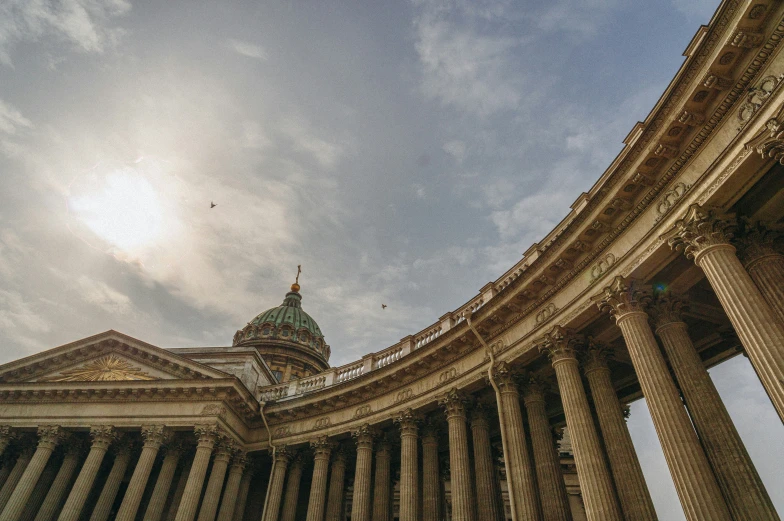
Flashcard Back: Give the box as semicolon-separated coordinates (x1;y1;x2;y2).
0;429;13;459
664;204;784;421
595;277;732;521
581;342;657;521
0;445;34;514
1;426;63;521
231;460;255;521
649;294;779;521
735;219;784;322
57;426;116;521
539;328;622;521
371;441;391;521
490;362;541;521
306;437;332;521
19;450;59;521
521;380;572;521
421;424;440;521
350;427;373;521
469;406;501;521
195;439;233;521
325;449;347;521
34;440;84;521
143;440;184;521
440;389;475;521
0;459;13;487
115;426;168;521
173;425;219;521
216;451;247;521
89;437;134;521
394;409;419;521
259;448;291;521
165;455;193;521
279;456;303;521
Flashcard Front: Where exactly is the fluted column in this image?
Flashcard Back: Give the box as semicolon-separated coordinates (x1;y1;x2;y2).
440;389;474;521
231;460;255;521
34;440;84;521
196;439;233;521
664;204;784;421
0;429;13;460
581;342;657;521
260;449;292;521
165;455;193;521
1;426;63;521
0;459;13;487
595;277;732;521
490;362;541;521
539;328;622;521
89;437;134;521
350;427;373;521
735;220;784;322
421;424;440;521
325;449;347;521
173;425;218;521
521;380;571;521
649;294;779;521
216;451;247;521
371;441;391;521
279;456;303;521
394;409;419;521
306;437;332;521
57;426;116;521
19;451;59;521
115;426;168;521
0;444;34;514
143;440;184;521
469;406;501;521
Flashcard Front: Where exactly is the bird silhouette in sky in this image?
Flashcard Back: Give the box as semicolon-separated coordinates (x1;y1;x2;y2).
382;304;387;309
210;202;217;208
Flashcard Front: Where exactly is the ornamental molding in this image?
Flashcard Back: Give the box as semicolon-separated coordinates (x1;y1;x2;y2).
654;182;692;222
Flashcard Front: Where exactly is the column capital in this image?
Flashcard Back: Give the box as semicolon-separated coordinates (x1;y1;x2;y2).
273;446;293;465
375;437;393;456
309;436;334;460
193;424;219;448
593;276;651;322
141;425;169;449
490;360;519;393
331;446;348;465
89;425;117;450
439;388;468;420
230;451;248;471
733;218;784;268
213;438;236;463
62;434;87;457
521;375;548;405
469;402;491;427
352;424;375;449
0;426;13;442
36;425;63;450
646;292;689;330
661;203;737;262
421;419;440;444
112;435;135;457
581;338;613;374
538;325;583;364
394;408;421;437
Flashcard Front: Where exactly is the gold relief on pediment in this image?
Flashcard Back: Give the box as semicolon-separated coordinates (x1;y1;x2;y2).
41;355;156;382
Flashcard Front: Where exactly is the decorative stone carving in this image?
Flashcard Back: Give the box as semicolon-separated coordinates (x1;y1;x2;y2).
199;404;227;419
310;436;334;457
590;253;616;282
438;367;458;383
581;339;613;374
703;72;733;90
490;361;518;394
36;425;63;450
273;427;290;438
537;325;583;363
313;417;331;429
655;182;691;221
593;276;649;320
354;405;372;418
393;408;420;435
654;143;679;158
352;424;375;449
89;426;117;450
193;424;219;448
40;355;155;382
141;425;169;449
394;388;413;403
678;109;706;126
646;293;688;329
734;219;784;267
661;204;737;261
738;74;781;123
439;388;467;419
536;303;558;324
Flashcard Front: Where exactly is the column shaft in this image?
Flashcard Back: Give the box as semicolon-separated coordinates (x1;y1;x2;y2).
116;426;167;521
306;440;332;521
34;446;82;521
216;453;247;521
195;443;232;521
522;387;572;521
19;454;58;521
143;444;182;521
89;442;133;521
350;430;372;521
441;390;475;521
421;430;440;521
395;410;418;521
371;444;391;521
0;429;12;460
470;411;501;521
230;465;255;521
165;457;193;521
173;426;218;521
656;319;779;521
324;452;346;521
583;359;656;521
0;448;34;513
260;451;290;521
2;427;62;521
279;459;303;521
57;426;115;521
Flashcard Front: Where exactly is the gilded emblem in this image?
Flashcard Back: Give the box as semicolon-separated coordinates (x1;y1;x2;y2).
42;355;156;382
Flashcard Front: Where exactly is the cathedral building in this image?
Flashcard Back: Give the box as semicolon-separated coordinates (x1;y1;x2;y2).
1;1;784;520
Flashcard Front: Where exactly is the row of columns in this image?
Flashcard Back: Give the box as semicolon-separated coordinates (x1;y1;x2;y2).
0;425;257;521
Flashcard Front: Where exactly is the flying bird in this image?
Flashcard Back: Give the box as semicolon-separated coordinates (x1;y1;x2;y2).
210;202;217;208
382;304;387;309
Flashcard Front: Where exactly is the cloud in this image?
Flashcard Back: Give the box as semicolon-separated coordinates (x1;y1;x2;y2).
226;39;268;60
0;0;131;66
443;140;466;163
76;275;133;315
279;116;347;169
0;99;32;134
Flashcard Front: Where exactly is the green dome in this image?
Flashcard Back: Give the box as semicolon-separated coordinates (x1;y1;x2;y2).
251;291;324;338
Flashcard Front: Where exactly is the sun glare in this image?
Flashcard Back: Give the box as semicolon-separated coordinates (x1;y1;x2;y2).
69;169;164;252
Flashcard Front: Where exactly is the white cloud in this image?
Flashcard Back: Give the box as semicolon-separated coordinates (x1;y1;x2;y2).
443;140;466;163
0;99;32;134
76;275;133;315
0;0;131;66
226;39;268;60
279;116;347;169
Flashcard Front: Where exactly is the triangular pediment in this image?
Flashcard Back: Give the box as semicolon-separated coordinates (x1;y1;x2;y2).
0;330;232;384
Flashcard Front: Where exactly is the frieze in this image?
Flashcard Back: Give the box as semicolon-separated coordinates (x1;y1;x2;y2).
394;388;413;404
535;303;558;325
438;367;458;384
738;74;782;123
590;253;616;283
354;405;372;418
655;182;691;222
313;417;331;429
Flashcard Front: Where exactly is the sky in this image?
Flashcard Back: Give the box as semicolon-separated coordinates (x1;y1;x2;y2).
0;0;782;518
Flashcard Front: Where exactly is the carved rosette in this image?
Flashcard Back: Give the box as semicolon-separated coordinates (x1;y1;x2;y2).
310;436;334;460
439;388;468;420
490;361;519;394
89;425;117;451
193;424;219;449
661;204;737;262
521;375;547;405
141;425;169;449
733;219;784;268
593;276;650;322
36;425;63;451
581;338;613;374
394;408;420;437
352;424;375;450
646;293;688;330
538;325;583;365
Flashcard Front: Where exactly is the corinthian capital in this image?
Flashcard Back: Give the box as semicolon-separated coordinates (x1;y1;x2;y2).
352;424;375;449
310;435;334;459
581;338;613;374
592;276;650;321
734;218;784;268
439;388;468;419
646;293;688;329
193;424;219;448
538;325;583;364
661;204;737;261
141;425;169;449
394;408;420;437
37;425;63;450
89;425;117;450
490;361;519;394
